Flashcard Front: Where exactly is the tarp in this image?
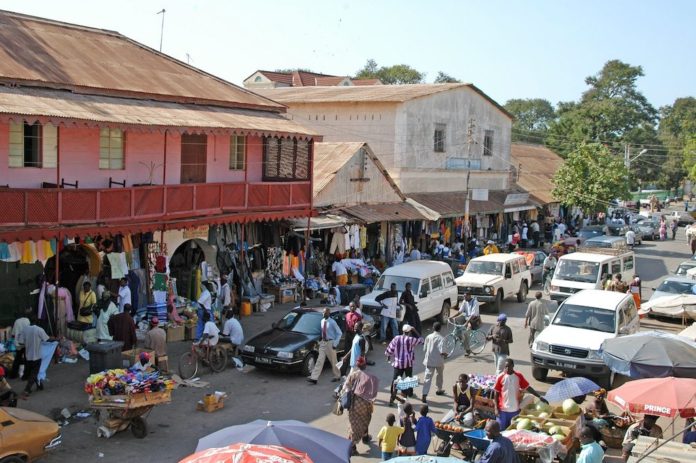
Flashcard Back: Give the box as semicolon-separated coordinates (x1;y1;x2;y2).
288;214;350;231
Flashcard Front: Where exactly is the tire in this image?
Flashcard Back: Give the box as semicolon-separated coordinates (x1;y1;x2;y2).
493;290;503;313
439;301;451;324
0;457;25;463
532;366;548;382
469;330;487;354
130;416;147;439
209;346;228;373
178;352;198;380
517;281;528;303
301;352;317;377
443;333;458;357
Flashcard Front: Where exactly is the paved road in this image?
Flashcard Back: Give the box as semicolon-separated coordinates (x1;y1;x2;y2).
18;220;692;463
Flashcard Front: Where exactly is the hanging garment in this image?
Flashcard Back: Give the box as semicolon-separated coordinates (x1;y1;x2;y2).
329;228;346;255
0;242;10;261
106;253;126;279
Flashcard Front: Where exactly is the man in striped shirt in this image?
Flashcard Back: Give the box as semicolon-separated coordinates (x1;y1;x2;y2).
385;324;423;405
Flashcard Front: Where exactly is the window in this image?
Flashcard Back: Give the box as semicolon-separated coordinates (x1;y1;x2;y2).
420;279;431;296
430;275;443;291
483;129;494;156
442;272;454;287
611;260;621;275
99;128;124;170
623;255;634;271
262;136;310;181
9;121;57;168
433;124;446;152
254;76;263;82
229;135;246;170
511;259;520;274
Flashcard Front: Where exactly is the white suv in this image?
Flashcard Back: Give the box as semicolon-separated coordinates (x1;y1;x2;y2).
455;253;532;312
530;289;640;389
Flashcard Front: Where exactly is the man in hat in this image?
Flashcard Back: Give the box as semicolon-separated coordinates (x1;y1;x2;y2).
95;291;119;342
487;314;513;375
385;324;423;404
145;316;167;370
131;351;153;372
483;240;500;255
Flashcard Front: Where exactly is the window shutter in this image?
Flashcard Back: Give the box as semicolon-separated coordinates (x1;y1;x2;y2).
263;137;279;178
43;123;57;168
295;140;309;180
279;138;295;178
8;121;23;167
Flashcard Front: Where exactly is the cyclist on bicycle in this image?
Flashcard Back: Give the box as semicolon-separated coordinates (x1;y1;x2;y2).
449;292;481;356
542;252;557;287
195;311;220;349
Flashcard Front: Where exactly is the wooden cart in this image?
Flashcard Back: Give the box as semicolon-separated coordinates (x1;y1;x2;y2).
89;390;171;438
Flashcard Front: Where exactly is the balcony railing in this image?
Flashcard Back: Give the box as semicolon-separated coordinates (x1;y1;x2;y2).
0;181;311;227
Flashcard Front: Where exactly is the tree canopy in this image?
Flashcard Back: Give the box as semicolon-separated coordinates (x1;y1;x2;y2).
354;59;424;84
660;97;696;184
503;98;556;143
434;71;461;83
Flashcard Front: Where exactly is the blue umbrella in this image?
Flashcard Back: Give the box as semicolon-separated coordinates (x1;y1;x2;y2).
195;419;351;463
386;457;467;463
544;377;600;403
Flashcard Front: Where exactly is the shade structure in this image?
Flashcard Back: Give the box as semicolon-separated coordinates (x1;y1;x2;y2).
599;331;696;378
607;377;696;418
544;377;600;403
385;457;465;463
679;322;696;341
195;420;351;463
639;294;696;319
180;443;313;463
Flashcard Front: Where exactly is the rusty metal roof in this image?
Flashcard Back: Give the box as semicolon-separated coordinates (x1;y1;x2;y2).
340;202;428;222
407;190;511;218
0;86;318;137
313;142;367;195
511;143;564;204
0;10;284;112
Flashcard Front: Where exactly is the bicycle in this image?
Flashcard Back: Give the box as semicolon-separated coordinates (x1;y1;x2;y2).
178;340;228;379
542;268;554;295
443;319;487;356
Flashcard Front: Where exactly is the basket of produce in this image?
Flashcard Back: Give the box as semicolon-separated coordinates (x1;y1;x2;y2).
600;426;628;449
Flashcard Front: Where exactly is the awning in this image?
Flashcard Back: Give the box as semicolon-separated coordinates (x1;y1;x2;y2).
339;202;429;223
0;86;318;138
289;214;350;231
407;190;509;218
504;203;538;213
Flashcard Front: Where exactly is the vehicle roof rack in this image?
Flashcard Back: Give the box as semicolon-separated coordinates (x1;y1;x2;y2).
576;245;631;256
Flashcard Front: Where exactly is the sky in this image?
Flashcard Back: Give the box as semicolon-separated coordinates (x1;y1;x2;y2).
4;0;695;108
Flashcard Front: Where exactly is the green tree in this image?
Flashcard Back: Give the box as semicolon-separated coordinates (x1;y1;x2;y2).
552;143;630;213
503;98;556;143
354;59;424;84
659;98;696;186
434;71;460;83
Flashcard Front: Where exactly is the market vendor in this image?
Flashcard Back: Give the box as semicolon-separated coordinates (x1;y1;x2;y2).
478;420;517;463
452;373;474;426
95;291;119;342
583;388;611;440
144;317;167;369
332;257;349;286
77;281;97;326
621;415;663;461
130;351;153;372
493;359;547;430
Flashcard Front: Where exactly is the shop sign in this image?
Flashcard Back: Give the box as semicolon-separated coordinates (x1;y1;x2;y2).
183;225;209;240
504;193;529;206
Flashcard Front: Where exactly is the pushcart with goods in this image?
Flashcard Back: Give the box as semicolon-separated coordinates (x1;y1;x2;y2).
89;389;171;438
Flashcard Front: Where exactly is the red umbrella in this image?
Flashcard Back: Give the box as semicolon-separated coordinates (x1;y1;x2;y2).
607;377;696;418
180;443;313;463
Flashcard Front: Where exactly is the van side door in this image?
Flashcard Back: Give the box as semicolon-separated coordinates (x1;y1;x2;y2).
418;278;432;319
504;261;517;297
427;274;444;320
622;254;635;283
624;298;640;334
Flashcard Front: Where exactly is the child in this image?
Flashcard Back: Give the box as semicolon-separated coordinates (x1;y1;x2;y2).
377;413;404;461
415;405;436;455
397;402;417;455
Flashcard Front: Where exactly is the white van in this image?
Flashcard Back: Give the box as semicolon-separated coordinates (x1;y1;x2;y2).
549;248;635;301
360;261;458;326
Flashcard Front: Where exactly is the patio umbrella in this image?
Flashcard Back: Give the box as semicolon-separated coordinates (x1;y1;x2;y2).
679;322;696;341
180;443;312;463
544;377;600;403
607;377;696;418
599;331;696;378
195;420;351;463
639;294;696;320
385;457;463;463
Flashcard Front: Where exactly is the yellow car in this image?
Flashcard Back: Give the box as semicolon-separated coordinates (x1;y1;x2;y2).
0;407;61;462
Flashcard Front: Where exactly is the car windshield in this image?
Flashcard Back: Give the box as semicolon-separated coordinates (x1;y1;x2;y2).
676;264;696;276
555;260;600;283
656;280;696;295
578;229;602;239
552;303;616;333
465;261;503;275
276;311;323;335
375;275;420;292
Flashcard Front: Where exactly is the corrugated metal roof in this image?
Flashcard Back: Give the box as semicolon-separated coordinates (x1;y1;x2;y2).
352;79;382;86
340;202;428;222
0;10;284;112
407;190;512;218
313;142;367;195
511;143;564;204
0;86;318;137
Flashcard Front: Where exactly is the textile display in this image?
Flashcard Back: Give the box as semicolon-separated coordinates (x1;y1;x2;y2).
38;341;58;382
84;368;173;396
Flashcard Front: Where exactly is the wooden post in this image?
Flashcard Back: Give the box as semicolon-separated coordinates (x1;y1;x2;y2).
55;126;61;285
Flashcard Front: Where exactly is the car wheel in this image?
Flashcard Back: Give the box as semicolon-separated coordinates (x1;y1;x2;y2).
439;301;451;324
532;366;548;382
517;281;528;303
493;290;503;313
0;457;25;463
301;352;318;377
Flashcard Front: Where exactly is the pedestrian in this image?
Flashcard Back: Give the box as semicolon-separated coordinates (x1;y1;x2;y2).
144;316;168;371
621;415;662;461
377;413;404;460
524;292;547;347
493;359;547;430
577;426;605;463
609;273;629;293
421;321;447;403
629;275;641;310
21;317;49;397
219;274;232;316
9;308;30;379
393;246;405;265
95;291;119;341
196;283;214;340
332;258;349;286
117;277;131;313
659;217;667;240
307;308;342;385
108;309;137;351
221;309;244;353
399;282;421;334
671;220;678;240
452;292;481;356
376;283;399;343
487;314;513;375
342;356;379;455
340;321;367;377
521;223;529;248
453;373;475;426
531;220;541;247
77;281;97;327
396;401;417;455
478;420;517;463
625;228;636;249
415;405;436;455
344;302;362;353
385;324;423;405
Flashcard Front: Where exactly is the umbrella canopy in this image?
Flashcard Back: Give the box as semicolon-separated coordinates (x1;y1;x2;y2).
639;294;696;318
385;457;464;463
544;377;600;403
679;322;696;341
607;377;696;418
181;443;312;463
196;420;351;463
599;331;696;378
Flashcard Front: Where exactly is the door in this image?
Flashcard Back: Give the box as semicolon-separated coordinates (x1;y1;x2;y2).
418;278;433;318
428;274;443;320
180;134;207;184
624;299;640;333
504;261;518;297
621;255;635;283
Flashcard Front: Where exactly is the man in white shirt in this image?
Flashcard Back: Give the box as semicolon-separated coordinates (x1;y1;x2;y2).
393;246;404;265
332;259;348;286
557;221;567;236
220;274;232;310
118;277;131;313
409;248;421;261
198;311;220;347
9;310;30;379
222;309;244;347
453;293;480;355
625;229;636;248
422;321;447;403
21;318;49;396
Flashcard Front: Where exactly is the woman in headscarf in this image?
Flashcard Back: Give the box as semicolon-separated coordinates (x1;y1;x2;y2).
341;356;379;456
584;388;611;447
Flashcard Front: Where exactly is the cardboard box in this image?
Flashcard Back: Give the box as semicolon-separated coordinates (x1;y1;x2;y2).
166;325;185;342
184;325;195;341
197;399;224;413
280;288;295;304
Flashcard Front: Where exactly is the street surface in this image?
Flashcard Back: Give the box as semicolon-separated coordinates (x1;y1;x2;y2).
13;215;691;463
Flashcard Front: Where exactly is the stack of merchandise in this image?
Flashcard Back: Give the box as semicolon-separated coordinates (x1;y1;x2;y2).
468;374;497;397
84;369;174;396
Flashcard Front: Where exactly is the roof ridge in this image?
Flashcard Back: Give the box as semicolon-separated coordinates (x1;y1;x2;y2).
0;8;122;37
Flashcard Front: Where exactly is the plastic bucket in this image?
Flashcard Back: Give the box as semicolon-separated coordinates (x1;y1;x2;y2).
241;301;252;316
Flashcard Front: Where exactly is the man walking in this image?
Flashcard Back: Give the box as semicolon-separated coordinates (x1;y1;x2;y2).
307;308;342;385
453;292;481;356
344;302;362;353
343;321;367;376
399;282;421;334
524;292;547;347
493;359;547;430
385;324;423;404
421;321;447;403
487;314;513;375
21;317;49;397
376;283;399;343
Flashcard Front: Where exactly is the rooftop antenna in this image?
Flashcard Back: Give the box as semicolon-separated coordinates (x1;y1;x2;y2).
156;9;166;52
186;53;192;64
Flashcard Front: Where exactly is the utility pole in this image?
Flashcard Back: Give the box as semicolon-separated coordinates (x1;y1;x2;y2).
463;118;476;259
156;9;166;52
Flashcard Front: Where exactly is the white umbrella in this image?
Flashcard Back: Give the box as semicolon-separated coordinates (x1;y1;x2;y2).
679;322;696;341
639;294;696;321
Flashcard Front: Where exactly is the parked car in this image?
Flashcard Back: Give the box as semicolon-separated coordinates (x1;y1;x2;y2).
360;260;458;327
634;217;660;240
0;407;61;462
241;306;376;376
649;276;696;302
669;211;695;227
675;261;696;276
575;226;605;242
583;235;627;249
530;289;640;389
455;253;532;312
515;250;547;284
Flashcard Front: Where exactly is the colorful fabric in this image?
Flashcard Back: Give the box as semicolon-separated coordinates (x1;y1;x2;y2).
494;371;530;412
348;394;373;445
385;335;424;369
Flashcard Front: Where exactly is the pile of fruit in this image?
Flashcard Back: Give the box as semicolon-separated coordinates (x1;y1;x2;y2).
434;421;467;433
501;429;558;450
84;369;174;396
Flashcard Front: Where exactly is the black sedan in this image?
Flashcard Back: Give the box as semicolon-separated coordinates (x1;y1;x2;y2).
240;306;375;376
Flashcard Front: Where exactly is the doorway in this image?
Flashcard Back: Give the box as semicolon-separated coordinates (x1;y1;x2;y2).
180;133;207;184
